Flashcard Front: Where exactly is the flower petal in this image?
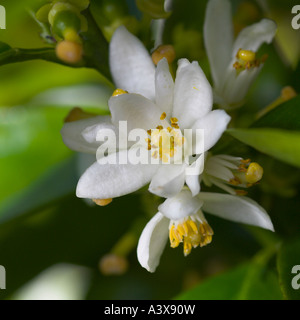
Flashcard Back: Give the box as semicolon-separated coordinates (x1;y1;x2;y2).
185;174;200;197
137;212;169;273
198;192;274;231
232;19;277;57
109;93;163;132
221;65;262;107
173;59;213;129
76;148;158;199
204;0;234;89
149;164;186;198
155;58;174;118
191;110;231;153
61;115;111;154
159;189;203;221
109;26;156;101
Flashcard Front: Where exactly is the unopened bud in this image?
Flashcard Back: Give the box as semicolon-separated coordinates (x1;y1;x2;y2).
152;45;176;65
56;40;83;64
99;254;128;276
92;198;113;206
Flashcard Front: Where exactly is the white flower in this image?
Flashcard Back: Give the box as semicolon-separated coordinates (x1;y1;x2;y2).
61;26;230;201
202;153;264;195
204;0;277;109
137;189;274;272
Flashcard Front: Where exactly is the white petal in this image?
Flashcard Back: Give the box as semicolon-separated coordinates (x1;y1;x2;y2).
137;212;169;273
109;26;156;101
149;164;186;198
61;116;111;154
185;174;200;197
232;19;277;56
155;58;174;118
198;193;274;231
191;110;231;153
109;93;162;132
81;121;116;144
221;64;262;107
204;0;234;89
158;189;203;221
76;148;158;199
173;59;213;129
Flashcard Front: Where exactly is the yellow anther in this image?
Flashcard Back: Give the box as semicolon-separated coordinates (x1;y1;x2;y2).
147;129;152;136
177;224;187;237
245;162;263;184
160;112;167;120
229;177;242;186
171;123;180;129
187;220;198;234
170;117;178;123
156;125;163;130
241;159;251;164
112;88;128;97
93;198;113;206
56;40;83;64
237;49;256;62
203;222;214;236
170;218;213;256
183;239;192;256
151;45;176;65
64;107;96;123
235;190;248;196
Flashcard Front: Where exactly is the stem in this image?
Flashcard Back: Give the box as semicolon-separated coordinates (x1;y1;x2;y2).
81;8;112;80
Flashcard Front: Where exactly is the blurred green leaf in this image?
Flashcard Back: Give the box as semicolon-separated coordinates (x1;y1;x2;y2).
0;61;106;106
0;156;77;223
253;95;300;130
277;237;300;300
0;106;72;212
177;248;282;300
227;128;300;168
0;194;143;299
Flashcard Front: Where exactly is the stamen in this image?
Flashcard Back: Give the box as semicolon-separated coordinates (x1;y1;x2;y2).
237;49;256;62
160;112;167;120
112;88;128;97
235;190;248;196
169;217;213;256
245;162;263;184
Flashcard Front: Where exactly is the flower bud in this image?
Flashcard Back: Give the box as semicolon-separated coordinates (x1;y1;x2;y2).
56;40;83;64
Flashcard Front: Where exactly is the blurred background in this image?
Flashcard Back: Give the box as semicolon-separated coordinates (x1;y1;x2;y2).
0;0;300;300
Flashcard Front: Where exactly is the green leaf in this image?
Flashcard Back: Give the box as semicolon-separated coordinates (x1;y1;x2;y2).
277;237;300;300
227;128;300;168
0;156;78;223
0;106;72;213
177;248;282;300
253;95;300;130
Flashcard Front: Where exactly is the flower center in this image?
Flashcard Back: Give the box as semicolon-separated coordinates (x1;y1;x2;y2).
169;215;214;256
147;113;185;163
233;48;268;71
